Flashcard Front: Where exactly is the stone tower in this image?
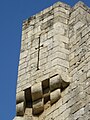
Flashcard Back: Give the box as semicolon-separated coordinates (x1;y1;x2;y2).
14;1;90;120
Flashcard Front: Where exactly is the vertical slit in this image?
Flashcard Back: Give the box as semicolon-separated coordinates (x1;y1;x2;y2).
37;36;40;70
25;87;32;108
42;79;50;104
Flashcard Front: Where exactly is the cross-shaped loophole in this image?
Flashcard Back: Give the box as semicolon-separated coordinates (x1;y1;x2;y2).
35;36;43;70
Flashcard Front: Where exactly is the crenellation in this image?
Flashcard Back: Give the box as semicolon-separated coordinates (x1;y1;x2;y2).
73;1;89;11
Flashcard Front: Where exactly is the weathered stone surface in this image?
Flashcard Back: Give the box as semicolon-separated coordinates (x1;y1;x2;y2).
16;91;25;104
50;89;61;105
50;75;61;91
31;82;42;101
13;116;24;120
14;1;90;120
16;102;25;116
32;98;44;115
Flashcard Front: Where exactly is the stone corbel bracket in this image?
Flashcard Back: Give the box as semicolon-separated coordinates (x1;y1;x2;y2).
50;74;70;104
16;74;70;116
31;74;70;115
16;91;25;116
31;82;44;115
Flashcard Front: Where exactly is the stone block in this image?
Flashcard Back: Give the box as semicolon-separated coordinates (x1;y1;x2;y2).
24;108;32;116
19;62;27;71
58;103;67;114
73;21;84;31
32;98;44;115
60;72;71;85
69;52;75;60
16;91;25;104
18;69;25;76
53;22;65;35
50;75;61;91
87;70;90;78
31;82;42;101
54;34;69;44
59;47;69;54
52;108;59;118
58;59;69;68
20;50;28;59
50;89;61;105
13;116;24;120
51;58;58;66
16;102;25;116
74;108;85;120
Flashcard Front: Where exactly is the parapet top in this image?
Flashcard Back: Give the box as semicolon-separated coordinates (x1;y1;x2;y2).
22;1;71;27
22;1;90;30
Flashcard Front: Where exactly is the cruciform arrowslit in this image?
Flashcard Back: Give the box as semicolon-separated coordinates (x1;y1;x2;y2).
35;35;43;70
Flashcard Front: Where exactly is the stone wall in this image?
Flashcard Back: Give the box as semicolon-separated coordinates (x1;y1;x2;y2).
14;1;90;120
68;2;90;120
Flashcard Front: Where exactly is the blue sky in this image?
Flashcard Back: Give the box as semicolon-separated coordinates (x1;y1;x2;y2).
0;0;89;120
